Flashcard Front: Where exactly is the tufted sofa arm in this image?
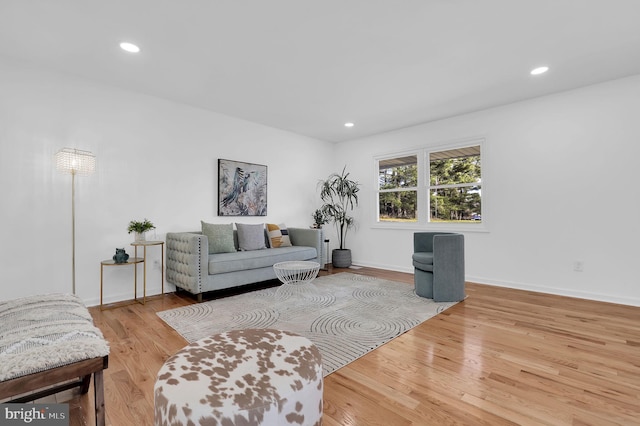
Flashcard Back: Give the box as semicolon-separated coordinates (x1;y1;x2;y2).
166;232;208;296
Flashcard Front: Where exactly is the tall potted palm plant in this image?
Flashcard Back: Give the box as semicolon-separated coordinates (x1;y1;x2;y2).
318;166;361;267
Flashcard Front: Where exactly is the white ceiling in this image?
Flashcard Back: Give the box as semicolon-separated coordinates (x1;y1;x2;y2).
1;0;640;143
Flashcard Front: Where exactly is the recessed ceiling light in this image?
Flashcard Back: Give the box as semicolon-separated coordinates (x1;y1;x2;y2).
344;122;354;128
120;42;140;53
530;66;549;75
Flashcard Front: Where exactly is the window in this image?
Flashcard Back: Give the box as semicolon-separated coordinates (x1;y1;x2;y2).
429;145;481;223
378;155;418;222
375;140;483;227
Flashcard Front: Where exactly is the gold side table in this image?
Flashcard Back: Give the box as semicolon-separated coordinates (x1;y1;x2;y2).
100;257;144;310
131;240;165;301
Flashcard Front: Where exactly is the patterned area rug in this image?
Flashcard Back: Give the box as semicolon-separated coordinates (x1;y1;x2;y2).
157;272;458;376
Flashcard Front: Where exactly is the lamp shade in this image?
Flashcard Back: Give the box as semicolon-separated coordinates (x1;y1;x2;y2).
55;148;96;176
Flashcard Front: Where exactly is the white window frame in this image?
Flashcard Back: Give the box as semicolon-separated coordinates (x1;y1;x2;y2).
372;137;487;232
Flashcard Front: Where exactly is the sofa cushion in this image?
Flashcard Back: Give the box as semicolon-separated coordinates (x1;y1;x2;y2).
236;223;267;251
201;222;236;254
208;246;317;275
266;223;292;248
412;252;434;272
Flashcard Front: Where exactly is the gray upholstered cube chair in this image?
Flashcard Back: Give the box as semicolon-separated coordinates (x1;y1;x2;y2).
412;232;465;302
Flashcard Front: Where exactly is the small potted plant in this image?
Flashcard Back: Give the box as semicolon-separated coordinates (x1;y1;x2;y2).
312;209;328;229
127;218;156;242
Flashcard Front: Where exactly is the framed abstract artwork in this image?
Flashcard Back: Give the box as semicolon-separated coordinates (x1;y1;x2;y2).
218;159;268;216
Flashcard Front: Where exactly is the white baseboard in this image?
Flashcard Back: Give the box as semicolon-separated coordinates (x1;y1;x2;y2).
351;259;413;274
466;275;640;307
84;283;175;308
87;269;640;308
352;261;640;307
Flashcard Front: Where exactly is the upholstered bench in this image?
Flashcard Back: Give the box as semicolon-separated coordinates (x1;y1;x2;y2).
154;328;323;425
0;294;109;426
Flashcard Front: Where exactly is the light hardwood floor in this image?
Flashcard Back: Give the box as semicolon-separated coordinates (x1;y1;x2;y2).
60;267;639;425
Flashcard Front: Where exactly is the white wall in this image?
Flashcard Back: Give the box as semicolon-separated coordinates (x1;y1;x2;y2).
336;75;640;306
0;57;334;306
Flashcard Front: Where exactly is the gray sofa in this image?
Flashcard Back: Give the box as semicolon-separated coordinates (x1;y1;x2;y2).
166;228;324;301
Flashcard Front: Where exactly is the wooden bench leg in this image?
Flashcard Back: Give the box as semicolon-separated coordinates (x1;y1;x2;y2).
94;370;106;426
80;374;92;394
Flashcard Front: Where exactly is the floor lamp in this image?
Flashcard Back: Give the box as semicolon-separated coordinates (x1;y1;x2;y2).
55;148;96;295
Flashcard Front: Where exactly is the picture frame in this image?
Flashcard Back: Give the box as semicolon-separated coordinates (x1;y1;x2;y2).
218;159;268;216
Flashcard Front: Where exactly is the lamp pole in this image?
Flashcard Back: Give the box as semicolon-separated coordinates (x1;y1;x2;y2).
55;147;96;295
71;169;77;295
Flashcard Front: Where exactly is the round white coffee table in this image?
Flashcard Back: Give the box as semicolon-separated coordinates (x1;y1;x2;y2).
273;261;320;300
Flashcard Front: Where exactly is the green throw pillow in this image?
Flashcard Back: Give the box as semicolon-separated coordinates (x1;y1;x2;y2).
201;222;236;254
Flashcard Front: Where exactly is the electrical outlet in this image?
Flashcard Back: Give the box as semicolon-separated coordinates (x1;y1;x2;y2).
573;260;584;272
153;260;161;270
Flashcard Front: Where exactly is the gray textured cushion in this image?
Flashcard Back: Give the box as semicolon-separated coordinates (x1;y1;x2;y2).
412;252;434;271
208;246;317;275
201;222;236;254
236;223;266;251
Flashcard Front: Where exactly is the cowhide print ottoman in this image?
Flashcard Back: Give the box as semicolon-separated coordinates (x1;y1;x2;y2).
154;328;323;426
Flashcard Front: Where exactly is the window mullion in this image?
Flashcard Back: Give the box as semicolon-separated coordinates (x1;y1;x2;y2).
430;182;480;190
418;150;428;224
379;187;418;193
